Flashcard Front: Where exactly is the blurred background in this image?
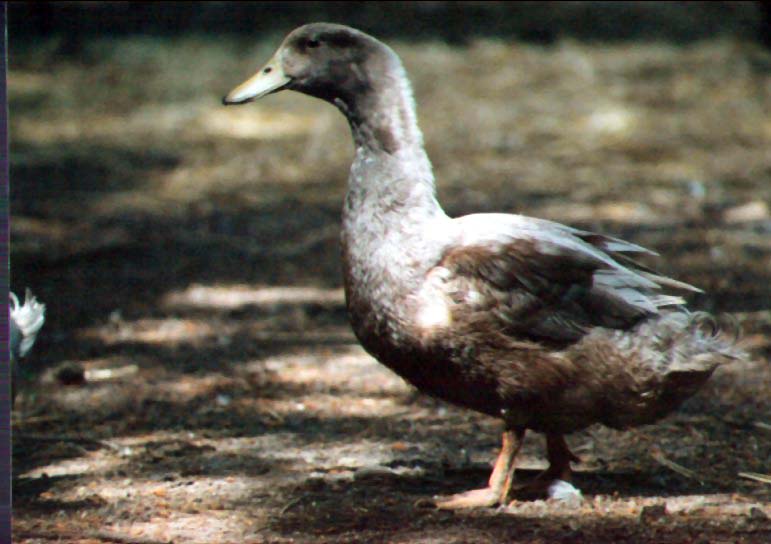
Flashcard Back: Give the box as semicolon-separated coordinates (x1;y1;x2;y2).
8;2;771;543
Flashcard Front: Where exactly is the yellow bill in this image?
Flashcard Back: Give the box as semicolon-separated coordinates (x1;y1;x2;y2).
223;55;290;105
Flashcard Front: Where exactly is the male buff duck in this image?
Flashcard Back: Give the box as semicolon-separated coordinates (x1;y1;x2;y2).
223;23;744;508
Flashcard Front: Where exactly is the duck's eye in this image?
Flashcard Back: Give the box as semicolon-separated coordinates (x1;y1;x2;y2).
263;67;272;74
306;39;320;49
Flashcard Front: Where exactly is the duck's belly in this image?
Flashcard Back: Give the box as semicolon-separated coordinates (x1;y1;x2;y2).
346;279;724;438
348;303;682;435
360;336;607;434
348;312;549;425
360;335;508;418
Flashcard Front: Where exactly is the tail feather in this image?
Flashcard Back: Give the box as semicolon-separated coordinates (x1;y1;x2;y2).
596;309;747;429
668;311;745;372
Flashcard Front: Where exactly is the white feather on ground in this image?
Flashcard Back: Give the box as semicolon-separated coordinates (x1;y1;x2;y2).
10;288;46;361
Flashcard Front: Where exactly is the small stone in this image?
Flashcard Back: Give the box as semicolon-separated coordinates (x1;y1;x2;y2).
640;503;667;523
414;497;436;509
353;465;395;480
55;362;86;386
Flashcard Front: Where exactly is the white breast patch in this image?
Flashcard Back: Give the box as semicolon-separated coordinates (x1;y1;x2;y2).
414;267;453;333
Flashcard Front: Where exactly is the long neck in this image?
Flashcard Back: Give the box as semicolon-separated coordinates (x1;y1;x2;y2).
335;66;425;156
332;55;440;216
333;52;451;342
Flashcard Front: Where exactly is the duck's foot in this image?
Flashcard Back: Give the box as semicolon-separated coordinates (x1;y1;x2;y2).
435;486;501;509
508;433;582;505
435;427;525;510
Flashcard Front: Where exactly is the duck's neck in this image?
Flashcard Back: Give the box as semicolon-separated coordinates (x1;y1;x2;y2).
333;58;441;217
333;55;451;341
334;72;424;156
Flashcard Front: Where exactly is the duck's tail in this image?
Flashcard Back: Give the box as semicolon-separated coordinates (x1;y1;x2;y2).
597;310;746;429
10;289;46;360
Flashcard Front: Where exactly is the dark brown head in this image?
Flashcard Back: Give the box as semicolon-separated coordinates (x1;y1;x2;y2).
223;23;392;107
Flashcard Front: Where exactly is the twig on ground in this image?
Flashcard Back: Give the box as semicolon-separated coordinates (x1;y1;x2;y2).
738;472;771;485
650;447;704;484
754;421;771;433
13;413;65;426
85;364;140;382
280;495;305;515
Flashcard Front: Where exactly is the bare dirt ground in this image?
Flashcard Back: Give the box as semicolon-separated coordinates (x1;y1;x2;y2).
9;33;771;543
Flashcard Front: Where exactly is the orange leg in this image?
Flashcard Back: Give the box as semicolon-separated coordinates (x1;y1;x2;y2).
436;427;525;509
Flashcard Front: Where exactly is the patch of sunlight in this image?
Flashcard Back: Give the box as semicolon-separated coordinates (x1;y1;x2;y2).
163;374;236;402
270;394;406;420
583;104;638;137
163;284;344;310
132;319;216;345
257;345;410;396
95;475;254;503
80;317;224;347
723;200;770;224
7;71;51;95
12;116;90;143
11;99;320;144
107;511;260;544
537;201;670;225
22;453;125;479
225;433;403;470
291;440;398;469
199;107;321;140
11;111;144;144
85;476;262;542
10;105;188;143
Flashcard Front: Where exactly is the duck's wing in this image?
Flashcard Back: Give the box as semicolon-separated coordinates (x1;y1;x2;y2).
436;214;698;344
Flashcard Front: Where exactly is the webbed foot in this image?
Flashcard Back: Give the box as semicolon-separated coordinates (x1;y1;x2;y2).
435;427;525;510
435;486;501;509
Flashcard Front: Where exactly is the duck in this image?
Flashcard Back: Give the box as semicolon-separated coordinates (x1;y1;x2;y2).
223;23;745;508
10;289;46;403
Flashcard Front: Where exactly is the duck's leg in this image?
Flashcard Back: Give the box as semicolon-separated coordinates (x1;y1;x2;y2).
509;433;581;501
436;427;525;509
543;433;578;481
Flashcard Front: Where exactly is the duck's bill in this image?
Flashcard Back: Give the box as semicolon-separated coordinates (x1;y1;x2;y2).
222;61;291;105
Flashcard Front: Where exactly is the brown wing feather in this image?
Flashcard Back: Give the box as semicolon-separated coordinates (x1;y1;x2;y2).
437;231;687;345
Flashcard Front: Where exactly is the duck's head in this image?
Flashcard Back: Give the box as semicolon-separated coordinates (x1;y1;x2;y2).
223;23;391;107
